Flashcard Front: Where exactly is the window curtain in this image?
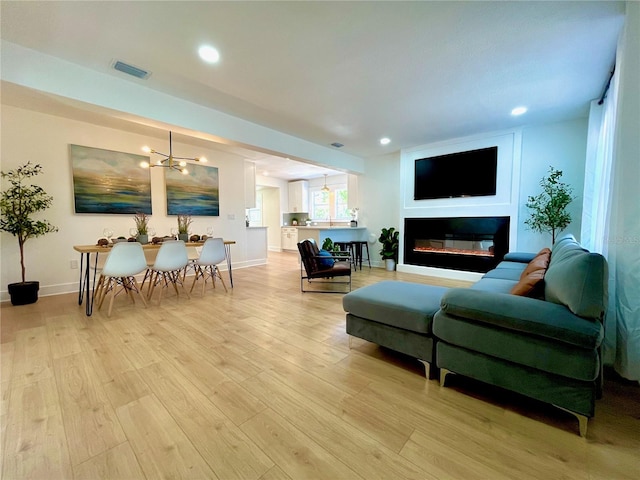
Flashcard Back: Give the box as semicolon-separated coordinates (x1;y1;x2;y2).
582;80;619;367
582;5;640;381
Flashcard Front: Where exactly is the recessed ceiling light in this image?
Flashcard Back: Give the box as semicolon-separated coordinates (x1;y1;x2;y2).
198;45;220;64
511;106;528;116
380;137;391;145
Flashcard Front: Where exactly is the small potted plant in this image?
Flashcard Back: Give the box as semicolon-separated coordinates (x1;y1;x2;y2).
177;214;192;241
133;212;150;244
525;166;575;244
1;162;58;305
379;227;399;271
350;208;359;227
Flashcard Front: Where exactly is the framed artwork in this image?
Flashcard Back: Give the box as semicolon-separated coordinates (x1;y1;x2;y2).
166;163;219;216
70;144;152;214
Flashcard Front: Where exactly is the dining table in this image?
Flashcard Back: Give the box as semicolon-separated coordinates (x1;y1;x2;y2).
73;240;236;316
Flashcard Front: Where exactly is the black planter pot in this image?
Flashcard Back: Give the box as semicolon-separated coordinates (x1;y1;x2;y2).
8;281;39;306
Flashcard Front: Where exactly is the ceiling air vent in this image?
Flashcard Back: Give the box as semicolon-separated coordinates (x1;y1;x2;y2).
112;60;150;79
331;142;344;148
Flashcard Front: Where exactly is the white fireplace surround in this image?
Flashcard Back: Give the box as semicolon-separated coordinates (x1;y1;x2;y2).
398;129;522;281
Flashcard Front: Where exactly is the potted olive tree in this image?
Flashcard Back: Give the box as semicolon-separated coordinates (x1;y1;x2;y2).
525;166;575;244
379;227;399;271
1;162;58;305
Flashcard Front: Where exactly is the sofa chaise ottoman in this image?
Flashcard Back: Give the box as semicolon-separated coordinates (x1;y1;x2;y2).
343;280;448;379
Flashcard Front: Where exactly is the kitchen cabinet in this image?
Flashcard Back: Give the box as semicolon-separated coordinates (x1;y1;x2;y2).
288;180;309;213
281;227;299;251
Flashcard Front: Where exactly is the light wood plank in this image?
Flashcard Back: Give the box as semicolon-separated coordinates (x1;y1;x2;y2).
240;408;363;480
2;376;72;479
1;252;638;480
73;441;145;480
53;352;127;465
102;369;152;410
1;341;14;417
357;380;590;479
259;465;293;480
139;361;273;479
84;342;135;385
236;315;349;364
208;379;268;426
12;326;54;388
46;315;83;359
116;394;218;480
243;370;434;480
233;322;339;370
400;429;517;480
0;413;6;477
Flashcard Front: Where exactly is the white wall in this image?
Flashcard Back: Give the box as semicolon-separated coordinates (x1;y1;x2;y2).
1;105;255;300
357;152;402;267
1;104;592;297
256;173;288;251
361;118;588;273
517;117;588;252
2;41;365;176
259;187;282;250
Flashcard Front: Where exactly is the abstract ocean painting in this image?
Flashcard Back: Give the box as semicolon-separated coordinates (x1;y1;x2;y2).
166;163;219;216
71;144;152;214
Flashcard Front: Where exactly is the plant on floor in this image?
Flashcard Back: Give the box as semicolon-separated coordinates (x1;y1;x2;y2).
133;211;149;235
0;162;58;305
379;227;399;262
525;166;575;244
177;214;192;235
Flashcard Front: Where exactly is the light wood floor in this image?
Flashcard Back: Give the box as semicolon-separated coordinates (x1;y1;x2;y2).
1;251;638;479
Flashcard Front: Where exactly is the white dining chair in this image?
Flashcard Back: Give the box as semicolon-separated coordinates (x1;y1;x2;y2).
94;242;148;317
190;237;228;295
181;245;201;281
145;240;190;304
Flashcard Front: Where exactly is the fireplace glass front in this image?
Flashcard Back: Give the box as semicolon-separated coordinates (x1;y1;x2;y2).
404;216;510;273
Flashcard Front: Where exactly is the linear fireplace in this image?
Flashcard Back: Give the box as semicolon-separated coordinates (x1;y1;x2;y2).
404;216;510;273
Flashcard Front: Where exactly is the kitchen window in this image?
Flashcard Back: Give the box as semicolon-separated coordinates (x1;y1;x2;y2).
310;185;349;220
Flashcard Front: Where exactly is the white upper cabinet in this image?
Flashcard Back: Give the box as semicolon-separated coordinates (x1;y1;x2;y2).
288;180;309;213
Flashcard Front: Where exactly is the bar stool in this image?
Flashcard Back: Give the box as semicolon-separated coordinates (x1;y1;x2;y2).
334;242;356;270
350;240;371;270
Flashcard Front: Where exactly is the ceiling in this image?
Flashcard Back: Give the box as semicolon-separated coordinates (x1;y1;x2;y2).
0;1;625;179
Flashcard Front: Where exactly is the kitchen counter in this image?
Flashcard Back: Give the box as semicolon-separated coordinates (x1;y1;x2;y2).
295;226;368;244
294;226;366;231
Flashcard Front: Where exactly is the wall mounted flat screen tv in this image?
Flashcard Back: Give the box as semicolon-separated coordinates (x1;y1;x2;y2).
414;146;498;200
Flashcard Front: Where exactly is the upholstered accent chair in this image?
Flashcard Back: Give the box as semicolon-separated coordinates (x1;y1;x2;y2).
297;238;352;293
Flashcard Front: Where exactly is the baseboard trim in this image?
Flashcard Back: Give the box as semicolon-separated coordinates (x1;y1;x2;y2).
0;260;268;303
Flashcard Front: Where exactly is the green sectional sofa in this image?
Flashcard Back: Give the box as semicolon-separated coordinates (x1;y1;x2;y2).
343;234;608;436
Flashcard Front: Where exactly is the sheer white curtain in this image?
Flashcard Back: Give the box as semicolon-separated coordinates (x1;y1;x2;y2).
582;5;640;380
582;77;619;366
